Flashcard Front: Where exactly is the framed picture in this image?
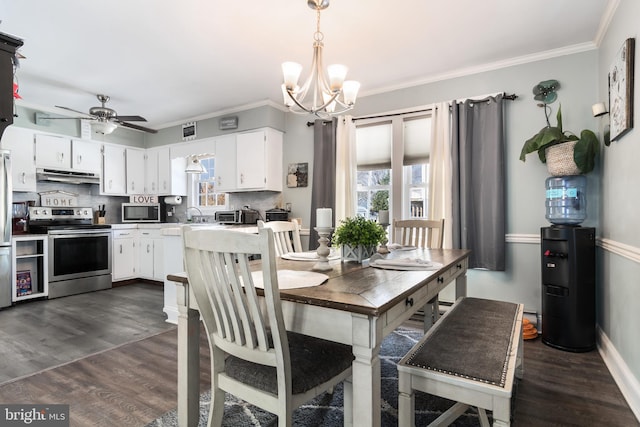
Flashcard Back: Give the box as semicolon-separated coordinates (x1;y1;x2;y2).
609;38;635;142
287;163;308;188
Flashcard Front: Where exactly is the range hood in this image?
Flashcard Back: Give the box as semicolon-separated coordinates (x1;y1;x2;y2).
36;168;101;185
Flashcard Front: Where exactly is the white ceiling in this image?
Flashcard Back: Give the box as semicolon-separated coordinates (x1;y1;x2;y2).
2;0;613;130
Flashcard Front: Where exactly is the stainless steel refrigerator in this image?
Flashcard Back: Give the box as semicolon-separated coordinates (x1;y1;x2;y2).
0;149;12;308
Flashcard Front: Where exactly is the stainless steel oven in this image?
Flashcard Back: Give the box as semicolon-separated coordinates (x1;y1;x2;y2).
29;207;112;299
48;229;112;297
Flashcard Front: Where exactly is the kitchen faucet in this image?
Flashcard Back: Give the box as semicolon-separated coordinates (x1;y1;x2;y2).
186;206;203;222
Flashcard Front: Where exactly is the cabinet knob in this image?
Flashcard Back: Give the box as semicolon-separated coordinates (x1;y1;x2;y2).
437;276;444;283
0;118;8;123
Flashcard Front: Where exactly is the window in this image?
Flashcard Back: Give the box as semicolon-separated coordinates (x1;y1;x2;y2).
191;157;228;210
355;112;431;222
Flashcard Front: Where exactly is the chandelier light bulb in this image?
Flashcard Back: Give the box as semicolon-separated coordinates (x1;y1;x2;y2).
327;64;348;92
282;62;303;90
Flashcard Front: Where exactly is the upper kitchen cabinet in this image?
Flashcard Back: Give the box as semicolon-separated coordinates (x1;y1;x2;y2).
214;135;236;192
146;147;187;196
101;144;126;195
35;135;102;173
0;32;23;139
215;128;283;192
35;134;71;169
71;139;101;173
0;125;36;191
126;147;145;194
237;128;283;192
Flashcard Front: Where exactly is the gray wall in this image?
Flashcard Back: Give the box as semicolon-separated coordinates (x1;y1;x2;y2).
283;50;600;313
596;0;640;397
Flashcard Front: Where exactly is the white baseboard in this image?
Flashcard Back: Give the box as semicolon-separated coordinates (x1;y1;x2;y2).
597;326;640;422
163;306;178;325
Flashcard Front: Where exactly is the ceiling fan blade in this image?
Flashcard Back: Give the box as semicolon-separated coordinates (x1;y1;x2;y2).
117;121;158;134
54;105;94;117
41;116;91;120
115;115;147;122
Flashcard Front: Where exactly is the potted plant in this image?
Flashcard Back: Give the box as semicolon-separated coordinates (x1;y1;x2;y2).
519;80;600;175
332;216;386;262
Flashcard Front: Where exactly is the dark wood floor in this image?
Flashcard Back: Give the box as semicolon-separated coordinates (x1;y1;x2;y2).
0;284;637;426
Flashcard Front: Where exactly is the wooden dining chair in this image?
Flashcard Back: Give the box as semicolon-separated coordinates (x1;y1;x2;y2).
257;219;303;256
182;226;353;427
393;218;445;329
392;218;445;249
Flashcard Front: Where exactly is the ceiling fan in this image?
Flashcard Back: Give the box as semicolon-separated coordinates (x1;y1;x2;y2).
53;94;157;134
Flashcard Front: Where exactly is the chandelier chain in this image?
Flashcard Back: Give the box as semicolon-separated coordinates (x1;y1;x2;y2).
314;8;323;42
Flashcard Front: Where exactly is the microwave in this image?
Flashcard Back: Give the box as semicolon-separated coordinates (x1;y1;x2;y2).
122;203;162;223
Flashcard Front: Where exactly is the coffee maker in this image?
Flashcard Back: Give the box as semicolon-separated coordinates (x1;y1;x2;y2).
12;201;30;234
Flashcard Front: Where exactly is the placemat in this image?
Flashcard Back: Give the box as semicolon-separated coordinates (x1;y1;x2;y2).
250;270;329;289
281;250;340;262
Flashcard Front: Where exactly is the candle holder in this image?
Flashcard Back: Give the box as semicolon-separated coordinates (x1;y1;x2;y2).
377;222;390;254
312;226;334;271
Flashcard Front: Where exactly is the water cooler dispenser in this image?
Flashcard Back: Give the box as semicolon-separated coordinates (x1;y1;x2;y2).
541;175;595;352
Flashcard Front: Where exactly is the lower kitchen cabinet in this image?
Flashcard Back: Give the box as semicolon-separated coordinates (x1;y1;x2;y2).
12;235;48;302
112;229;137;281
138;228;164;281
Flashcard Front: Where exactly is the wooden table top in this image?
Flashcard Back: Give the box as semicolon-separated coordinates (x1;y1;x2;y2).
167;248;470;317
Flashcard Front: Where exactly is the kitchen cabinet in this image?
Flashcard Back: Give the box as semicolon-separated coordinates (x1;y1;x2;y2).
158;148;187;196
35;134;101;173
126;148;145;194
214;135;236;191
112;229;137;281
145;147;187;196
101;144;127;195
138;228;164;281
214;128;283;192
12;235;48;302
144;149;159;194
35;133;71;169
0;32;23;139
71;139;101;173
1;125;36;191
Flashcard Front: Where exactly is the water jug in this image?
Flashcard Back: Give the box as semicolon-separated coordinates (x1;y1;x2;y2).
545;175;587;225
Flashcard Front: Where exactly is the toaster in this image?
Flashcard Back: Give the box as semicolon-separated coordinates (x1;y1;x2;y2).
265;208;289;222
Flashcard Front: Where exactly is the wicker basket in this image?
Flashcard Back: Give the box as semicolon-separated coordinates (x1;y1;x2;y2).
545;140;581;176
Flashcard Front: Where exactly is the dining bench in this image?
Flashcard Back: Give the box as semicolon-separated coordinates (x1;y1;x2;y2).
397;297;524;427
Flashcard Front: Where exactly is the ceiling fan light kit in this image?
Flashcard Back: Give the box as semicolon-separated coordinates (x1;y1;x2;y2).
281;0;360;119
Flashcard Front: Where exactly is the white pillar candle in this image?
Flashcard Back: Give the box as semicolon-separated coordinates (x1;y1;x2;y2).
378;210;389;224
316;208;332;228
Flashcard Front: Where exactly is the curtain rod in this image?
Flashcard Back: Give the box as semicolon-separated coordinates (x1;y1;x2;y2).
306;92;517;126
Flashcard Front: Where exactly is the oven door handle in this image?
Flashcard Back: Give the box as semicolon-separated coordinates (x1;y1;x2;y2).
48;230;112;236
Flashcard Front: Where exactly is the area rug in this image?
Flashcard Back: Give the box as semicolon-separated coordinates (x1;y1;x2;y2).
147;326;492;426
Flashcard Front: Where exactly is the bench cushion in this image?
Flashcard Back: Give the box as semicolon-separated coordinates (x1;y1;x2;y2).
402;297;519;387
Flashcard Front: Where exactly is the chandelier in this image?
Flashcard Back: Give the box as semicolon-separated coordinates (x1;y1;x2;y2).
281;0;360;118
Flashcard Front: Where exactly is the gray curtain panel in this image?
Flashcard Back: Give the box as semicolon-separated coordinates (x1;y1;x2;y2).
451;95;505;270
309;118;337;249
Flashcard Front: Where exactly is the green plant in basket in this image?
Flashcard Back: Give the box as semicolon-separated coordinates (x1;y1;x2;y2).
519;79;600;175
331;216;386;247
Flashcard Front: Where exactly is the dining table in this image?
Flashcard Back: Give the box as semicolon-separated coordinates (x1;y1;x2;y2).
167;247;471;427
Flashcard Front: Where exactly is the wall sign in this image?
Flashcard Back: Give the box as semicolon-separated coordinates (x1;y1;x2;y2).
182;122;197;141
129;195;159;204
219;116;238;130
39;190;78;207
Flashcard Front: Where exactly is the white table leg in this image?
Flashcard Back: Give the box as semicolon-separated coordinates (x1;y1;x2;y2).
351;314;382;427
176;283;200;427
455;271;467;299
